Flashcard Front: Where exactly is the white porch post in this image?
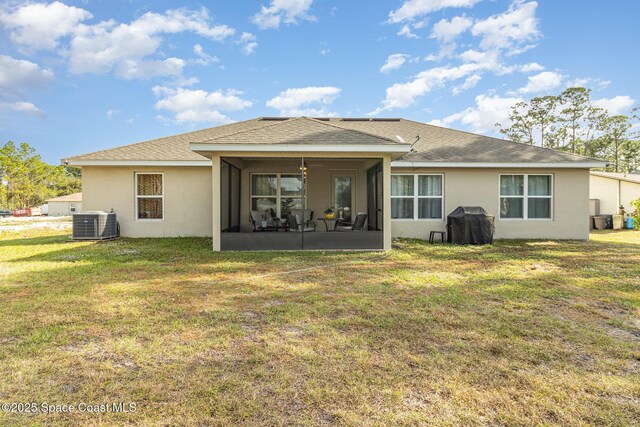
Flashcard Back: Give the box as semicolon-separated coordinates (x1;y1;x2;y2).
212;154;221;251
383;155;392;250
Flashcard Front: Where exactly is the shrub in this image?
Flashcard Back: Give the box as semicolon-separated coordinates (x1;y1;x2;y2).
631;198;640;230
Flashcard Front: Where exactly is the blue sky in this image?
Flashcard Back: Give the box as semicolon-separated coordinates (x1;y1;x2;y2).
0;0;638;163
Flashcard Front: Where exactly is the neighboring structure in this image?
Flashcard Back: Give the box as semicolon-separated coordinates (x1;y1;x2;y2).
589;171;640;215
64;117;607;251
46;192;82;216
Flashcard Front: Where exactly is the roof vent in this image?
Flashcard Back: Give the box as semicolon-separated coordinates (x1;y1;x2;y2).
260;117;289;121
371;118;401;122
312;117;331;121
340;118;371;122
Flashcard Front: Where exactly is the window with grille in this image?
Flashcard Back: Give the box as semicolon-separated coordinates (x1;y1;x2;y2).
136;173;163;220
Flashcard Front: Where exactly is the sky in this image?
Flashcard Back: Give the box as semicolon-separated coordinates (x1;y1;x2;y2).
0;0;638;163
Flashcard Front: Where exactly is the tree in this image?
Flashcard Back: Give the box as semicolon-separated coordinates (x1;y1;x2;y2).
497;101;535;144
528;95;557;148
558;87;591;153
0;141;81;210
598;115;633;172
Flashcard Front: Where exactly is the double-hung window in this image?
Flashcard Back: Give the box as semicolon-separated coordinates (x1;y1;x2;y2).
499;174;552;220
136;173;164;220
251;174;304;217
391;174;443;220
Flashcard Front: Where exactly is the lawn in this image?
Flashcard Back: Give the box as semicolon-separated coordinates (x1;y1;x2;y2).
0;226;638;426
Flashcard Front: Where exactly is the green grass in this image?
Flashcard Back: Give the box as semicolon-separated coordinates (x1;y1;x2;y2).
0;227;639;426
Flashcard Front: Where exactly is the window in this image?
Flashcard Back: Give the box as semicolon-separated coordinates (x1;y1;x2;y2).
499;174;552;220
136;173;163;220
251;174;304;217
391;174;443;220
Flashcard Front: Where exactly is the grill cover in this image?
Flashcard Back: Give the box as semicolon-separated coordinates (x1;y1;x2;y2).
447;206;495;245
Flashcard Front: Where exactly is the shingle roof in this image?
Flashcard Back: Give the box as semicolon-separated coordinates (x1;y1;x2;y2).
591;171;640;184
196;117;403;146
66;116;605;164
46;192;82;202
328;118;602;164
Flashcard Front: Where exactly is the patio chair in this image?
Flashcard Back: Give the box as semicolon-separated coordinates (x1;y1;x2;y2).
335;213;367;232
290;209;315;230
286;214;316;232
249;210;280;231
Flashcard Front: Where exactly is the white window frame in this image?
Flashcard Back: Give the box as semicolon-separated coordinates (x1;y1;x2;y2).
250;173;306;218
391;174;444;221
135;172;164;221
499;174;553;220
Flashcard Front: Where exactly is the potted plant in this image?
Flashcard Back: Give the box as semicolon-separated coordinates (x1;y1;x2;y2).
260;210;270;228
324;206;335;219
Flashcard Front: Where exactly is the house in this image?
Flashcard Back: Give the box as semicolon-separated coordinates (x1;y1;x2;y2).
64;117;606;251
45;192;82;216
589;171;640;215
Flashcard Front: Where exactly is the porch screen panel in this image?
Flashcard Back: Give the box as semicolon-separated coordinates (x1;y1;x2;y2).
280;174;303;217
229;166;241;231
220;162;230;231
251;174;277;213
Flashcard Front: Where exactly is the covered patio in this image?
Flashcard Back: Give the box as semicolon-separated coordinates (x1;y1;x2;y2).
216;155;386;250
189;117;410;251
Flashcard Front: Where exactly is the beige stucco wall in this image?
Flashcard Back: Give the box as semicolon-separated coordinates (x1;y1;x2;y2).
589;174;640;215
48;201;82;216
82;166;212;237
81;163;591;241
391;168;591;240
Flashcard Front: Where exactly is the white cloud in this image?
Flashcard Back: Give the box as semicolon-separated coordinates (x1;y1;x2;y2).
371;50;510;114
436;93;524;133
0;55;53;92
520;62;544;73
431;16;472;43
516;71;564;94
252;0;314;30
153;86;252;124
1;4;237;79
380;54;409;74
452;74;481;95
266;86;341;116
237;32;258;55
68;8;234;77
388;0;481;23
193;44;219;65
0;55;53;115
116;58;185;80
397;24;419;39
0;1;92;51
592;96;635;115
106;109;120;119
471;1;539;54
0;101;45;117
566;77;611;90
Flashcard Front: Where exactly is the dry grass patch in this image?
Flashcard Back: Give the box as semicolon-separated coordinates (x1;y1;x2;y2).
0;227;638;425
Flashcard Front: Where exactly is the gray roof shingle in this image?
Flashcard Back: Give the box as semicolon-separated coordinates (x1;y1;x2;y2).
66;116;604;164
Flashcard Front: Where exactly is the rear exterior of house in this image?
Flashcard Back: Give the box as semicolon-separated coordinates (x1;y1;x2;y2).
66;117;606;251
46;192;82;216
589;171;640;215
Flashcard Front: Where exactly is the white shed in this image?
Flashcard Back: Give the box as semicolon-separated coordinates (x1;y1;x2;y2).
589;172;640;215
46;192;82;216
